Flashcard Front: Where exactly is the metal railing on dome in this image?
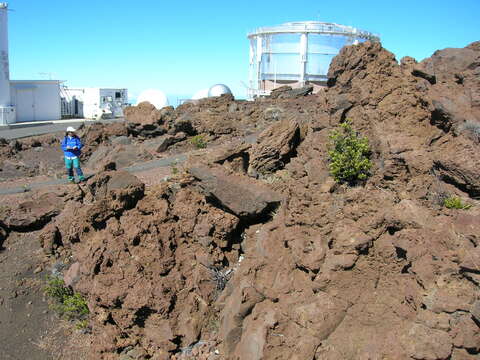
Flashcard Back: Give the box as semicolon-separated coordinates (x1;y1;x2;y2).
248;21;380;42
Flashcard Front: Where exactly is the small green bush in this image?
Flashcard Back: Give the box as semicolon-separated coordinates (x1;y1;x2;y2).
190;135;207;149
443;196;472;210
328;121;372;184
44;276;89;322
44;276;71;301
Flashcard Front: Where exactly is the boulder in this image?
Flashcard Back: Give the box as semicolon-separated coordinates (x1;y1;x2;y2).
85;170;145;212
124;102;163;126
269;85;292;99
189;165;282;220
269;85;314;99
39;223;61;254
278;85;314;99
173;114;196;136
0;192;65;231
86;144;153;171
154;135;175;153
248;119;302;177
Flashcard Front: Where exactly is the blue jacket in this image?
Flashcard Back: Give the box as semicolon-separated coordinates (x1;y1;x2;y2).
61;136;83;158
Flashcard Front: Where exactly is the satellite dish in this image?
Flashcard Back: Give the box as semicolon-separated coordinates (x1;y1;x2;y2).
208;84;232;97
191;88;209;100
136;89;169;109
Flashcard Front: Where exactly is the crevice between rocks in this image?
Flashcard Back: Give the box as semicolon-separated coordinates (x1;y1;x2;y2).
432;162;480;199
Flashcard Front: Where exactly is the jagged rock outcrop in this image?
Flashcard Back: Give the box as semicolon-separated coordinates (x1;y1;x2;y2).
4;40;480;360
417;41;480;134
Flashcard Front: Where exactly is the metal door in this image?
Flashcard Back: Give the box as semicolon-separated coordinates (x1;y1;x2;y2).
16;89;35;122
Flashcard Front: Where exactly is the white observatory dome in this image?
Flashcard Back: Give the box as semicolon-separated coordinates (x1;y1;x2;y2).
136;89;169;109
208;84;232;97
192;88;209;100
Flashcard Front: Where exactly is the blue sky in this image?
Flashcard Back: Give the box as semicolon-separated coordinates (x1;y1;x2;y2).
7;0;480;103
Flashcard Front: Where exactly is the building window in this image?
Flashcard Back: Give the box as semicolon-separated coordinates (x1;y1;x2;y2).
115;91;122;99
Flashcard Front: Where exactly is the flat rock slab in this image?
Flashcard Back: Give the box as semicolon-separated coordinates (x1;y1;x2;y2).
0;192;65;231
189;165;282;220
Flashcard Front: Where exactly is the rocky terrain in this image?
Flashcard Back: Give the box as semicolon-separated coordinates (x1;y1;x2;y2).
1;40;479;359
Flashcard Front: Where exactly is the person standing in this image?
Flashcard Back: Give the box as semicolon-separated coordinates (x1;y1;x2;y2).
61;126;85;183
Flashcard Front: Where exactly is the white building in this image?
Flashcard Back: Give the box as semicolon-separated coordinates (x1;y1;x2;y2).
0;3;128;125
61;88;128;119
10;80;61;122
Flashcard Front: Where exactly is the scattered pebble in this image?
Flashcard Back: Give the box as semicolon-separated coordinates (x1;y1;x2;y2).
33;266;42;274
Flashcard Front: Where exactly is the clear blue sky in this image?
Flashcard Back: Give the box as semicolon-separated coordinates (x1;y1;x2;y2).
7;0;480;103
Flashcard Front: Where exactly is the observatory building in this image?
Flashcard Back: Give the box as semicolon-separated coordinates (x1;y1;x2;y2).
247;21;379;98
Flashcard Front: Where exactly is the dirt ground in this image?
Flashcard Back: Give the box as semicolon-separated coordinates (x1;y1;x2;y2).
0;229;90;360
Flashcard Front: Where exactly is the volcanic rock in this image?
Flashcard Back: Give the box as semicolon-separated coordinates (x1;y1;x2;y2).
39;223;61;255
421;41;480;134
433;146;480;197
86;144;153;171
189;165;282;220
124;102;163;125
6;40;480;360
248;119;303;177
0;192;65;231
85;170;145;212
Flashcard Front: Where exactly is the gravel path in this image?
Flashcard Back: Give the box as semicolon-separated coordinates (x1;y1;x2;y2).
0;153;188;196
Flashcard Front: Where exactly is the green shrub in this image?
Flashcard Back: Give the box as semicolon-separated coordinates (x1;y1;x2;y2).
44;276;89;322
328;121;372;184
443;196;472;210
190;135;207;149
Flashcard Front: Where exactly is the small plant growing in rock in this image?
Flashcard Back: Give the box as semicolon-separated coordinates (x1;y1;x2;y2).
443;196;472;210
44;276;89;323
328;120;372;184
190;135;207;149
171;161;179;175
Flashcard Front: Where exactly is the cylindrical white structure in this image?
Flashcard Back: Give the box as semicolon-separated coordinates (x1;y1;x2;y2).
0;3;10;106
247;21;380;99
0;2;15;125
